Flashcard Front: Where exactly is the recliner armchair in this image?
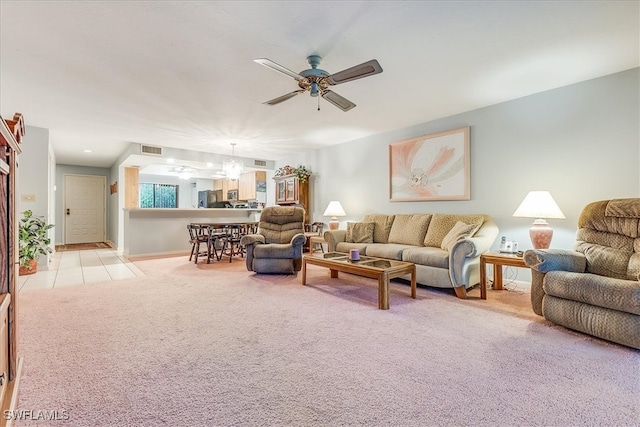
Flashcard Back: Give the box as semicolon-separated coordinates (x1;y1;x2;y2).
523;198;640;349
240;206;307;274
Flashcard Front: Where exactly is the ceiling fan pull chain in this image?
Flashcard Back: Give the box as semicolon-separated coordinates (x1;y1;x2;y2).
318;96;320;111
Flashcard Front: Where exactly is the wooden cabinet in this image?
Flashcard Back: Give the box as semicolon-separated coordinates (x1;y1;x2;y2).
0;294;9;406
238;171;266;201
0;113;24;416
273;174;309;223
213;179;239;201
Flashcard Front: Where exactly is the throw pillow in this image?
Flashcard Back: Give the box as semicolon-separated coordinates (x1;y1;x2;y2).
362;214;395;243
387;214;432;246
440;221;478;252
424;214;484;247
346;222;375;243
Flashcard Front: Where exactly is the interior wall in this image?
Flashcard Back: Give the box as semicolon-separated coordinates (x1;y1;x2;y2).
277;68;639;257
54;164;111;245
17;125;53;268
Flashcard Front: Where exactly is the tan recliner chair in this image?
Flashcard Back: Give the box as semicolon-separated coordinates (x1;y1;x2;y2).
240;206;307;274
523;198;640;349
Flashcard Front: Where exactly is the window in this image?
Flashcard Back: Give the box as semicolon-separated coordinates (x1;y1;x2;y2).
139;183;178;208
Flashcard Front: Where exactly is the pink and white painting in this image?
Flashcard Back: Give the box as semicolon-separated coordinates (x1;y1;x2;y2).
389;127;470;201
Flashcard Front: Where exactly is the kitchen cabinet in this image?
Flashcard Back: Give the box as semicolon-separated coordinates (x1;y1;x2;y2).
273;174;309;223
213;178;239;201
238;171;266;201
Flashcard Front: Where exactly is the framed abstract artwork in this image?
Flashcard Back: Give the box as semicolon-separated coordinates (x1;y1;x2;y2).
389;126;470;201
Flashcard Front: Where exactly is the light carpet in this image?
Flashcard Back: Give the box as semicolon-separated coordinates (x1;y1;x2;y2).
15;256;640;426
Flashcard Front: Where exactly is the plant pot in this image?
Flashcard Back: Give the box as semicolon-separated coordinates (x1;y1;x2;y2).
19;259;38;276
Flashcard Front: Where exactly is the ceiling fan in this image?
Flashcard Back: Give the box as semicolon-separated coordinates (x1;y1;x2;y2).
254;55;383;112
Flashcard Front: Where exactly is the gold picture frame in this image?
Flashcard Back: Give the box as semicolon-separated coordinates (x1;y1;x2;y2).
389;126;470;201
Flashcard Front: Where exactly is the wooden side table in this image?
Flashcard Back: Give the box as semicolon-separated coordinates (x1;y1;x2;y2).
308;236;326;253
479;252;529;300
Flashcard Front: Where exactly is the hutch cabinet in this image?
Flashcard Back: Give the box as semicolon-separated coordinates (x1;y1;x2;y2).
273;174;309;223
0;112;24;415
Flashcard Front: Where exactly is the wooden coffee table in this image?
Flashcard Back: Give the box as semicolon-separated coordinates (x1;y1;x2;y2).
301;252;416;310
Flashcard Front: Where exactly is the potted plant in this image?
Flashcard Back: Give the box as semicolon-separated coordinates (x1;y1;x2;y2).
19;210;54;275
274;165;312;183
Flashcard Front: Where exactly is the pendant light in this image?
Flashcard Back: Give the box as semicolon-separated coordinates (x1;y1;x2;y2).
223;143;243;180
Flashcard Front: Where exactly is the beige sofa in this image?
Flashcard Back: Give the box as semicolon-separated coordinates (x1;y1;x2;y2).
323;213;499;298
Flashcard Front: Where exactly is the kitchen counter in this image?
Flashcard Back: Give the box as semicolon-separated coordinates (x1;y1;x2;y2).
122;208;262;258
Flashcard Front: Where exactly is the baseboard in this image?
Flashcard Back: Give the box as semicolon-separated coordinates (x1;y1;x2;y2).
126;251;190;261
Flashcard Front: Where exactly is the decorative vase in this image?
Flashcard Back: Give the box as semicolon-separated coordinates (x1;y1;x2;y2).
19;259;38;276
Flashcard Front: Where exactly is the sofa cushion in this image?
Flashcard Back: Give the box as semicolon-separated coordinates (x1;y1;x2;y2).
388;214;432;246
402;247;449;269
440;221;478;252
424;214;484;247
544;270;640;316
363;214;395;243
365;243;414;261
346;222;375;243
336;241;369;254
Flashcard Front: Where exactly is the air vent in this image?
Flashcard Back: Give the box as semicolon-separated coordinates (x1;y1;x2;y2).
253;159;267;167
140;145;163;156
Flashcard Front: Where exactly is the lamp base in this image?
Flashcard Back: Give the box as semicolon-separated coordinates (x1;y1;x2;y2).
529;219;553;249
328;219;339;230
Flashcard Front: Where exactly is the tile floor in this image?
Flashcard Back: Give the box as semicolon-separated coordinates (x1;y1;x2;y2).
18;249;145;291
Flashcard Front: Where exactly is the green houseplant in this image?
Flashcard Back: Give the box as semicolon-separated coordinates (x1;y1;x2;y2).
19;210;54;275
274;165;312;183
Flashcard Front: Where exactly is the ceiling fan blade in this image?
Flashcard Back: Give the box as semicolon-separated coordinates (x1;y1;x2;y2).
321;90;356;112
327;59;383;85
263;90;306;106
254;58;305;82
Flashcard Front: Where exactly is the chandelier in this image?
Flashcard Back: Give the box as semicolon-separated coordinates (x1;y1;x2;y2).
223;143;243;180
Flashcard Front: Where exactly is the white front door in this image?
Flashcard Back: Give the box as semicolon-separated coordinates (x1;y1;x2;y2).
64;174;106;244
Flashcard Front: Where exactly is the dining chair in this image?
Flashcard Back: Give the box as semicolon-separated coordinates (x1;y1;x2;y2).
220;224;244;262
187;224;210;264
207;224;228;262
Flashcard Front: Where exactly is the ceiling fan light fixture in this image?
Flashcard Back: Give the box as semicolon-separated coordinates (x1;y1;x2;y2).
255;56;382;112
172;166;195;180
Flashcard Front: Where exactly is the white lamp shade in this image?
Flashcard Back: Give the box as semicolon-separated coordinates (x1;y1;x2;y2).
513;191;565;219
323;201;346;217
323;201;346;230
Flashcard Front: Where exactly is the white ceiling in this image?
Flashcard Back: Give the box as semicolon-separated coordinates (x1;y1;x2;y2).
1;1;638;172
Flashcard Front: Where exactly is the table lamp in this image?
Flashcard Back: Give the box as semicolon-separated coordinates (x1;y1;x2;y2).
513;191;565;249
323;201;346;230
